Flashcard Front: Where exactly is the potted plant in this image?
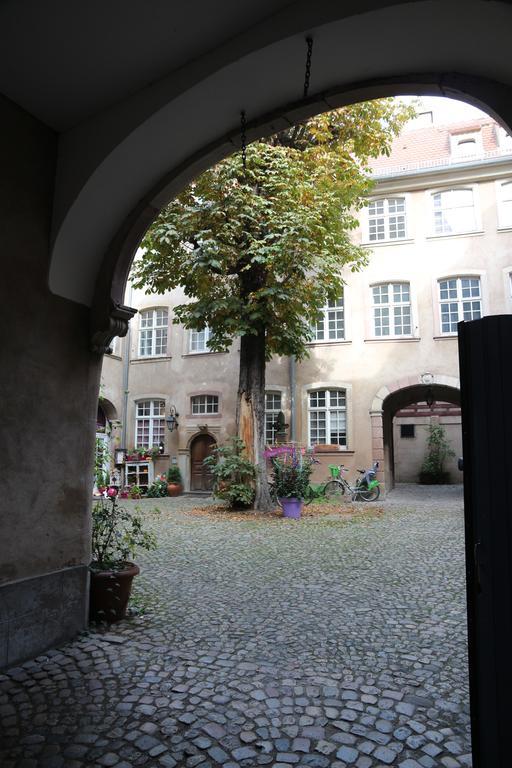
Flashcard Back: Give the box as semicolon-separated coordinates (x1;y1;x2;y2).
147;474;169;498
203;437;255;509
129;484;142;499
166;465;183;496
269;445;314;519
89;494;157;622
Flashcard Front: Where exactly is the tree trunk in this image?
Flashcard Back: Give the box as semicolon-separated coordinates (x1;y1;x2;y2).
237;331;274;511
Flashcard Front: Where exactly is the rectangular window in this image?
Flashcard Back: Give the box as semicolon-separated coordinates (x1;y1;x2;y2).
368;197;406;242
139;309;168;356
191;394;219;415
400;424;415;438
135;400;165;448
308;389;347;447
265;392;282;444
498;181;512;228
439;277;482;333
432;189;476;235
313;297;345;342
372;283;411;337
190;327;212;353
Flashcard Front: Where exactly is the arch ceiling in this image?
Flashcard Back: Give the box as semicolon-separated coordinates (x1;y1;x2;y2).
2;1;512;306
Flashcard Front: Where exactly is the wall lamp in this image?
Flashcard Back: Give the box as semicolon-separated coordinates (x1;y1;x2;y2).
165;405;179;432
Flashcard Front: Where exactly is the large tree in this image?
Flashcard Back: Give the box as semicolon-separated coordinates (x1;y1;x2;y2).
132;99;414;510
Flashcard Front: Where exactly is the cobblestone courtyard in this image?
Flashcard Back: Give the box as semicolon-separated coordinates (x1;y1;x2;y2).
0;486;472;768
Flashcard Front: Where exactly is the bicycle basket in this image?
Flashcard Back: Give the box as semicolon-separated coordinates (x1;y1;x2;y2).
328;464;340;478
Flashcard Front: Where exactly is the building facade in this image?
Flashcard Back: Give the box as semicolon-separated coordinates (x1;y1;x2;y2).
101;114;512;492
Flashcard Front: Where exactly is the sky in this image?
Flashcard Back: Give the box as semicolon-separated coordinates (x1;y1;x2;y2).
399;95;490;129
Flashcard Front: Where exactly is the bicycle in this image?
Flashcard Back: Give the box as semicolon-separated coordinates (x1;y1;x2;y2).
323;461;381;502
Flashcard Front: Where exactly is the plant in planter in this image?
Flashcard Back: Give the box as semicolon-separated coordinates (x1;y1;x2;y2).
268;444;314;519
147;475;168;498
203;437;256;509
166;466;183;497
89;496;157;623
419;422;455;484
129;484;142;499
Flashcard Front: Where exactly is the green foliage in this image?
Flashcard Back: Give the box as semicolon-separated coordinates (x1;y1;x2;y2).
270;447;314;500
133;100;415;362
203;437;256;508
129;485;142;498
420;423;456;482
94;438;110;488
146;477;168;497
166;465;183;483
91;497;157;570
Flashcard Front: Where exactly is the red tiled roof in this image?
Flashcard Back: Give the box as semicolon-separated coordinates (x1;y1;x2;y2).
370;117;505;175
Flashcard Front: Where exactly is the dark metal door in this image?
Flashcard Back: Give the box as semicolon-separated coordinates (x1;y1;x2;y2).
190;434;216;491
458;315;512;768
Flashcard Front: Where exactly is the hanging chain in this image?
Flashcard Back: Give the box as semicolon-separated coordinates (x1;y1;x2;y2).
240;110;247;172
303;37;313;99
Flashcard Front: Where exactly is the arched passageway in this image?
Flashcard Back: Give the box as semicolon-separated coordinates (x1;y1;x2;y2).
2;3;512;764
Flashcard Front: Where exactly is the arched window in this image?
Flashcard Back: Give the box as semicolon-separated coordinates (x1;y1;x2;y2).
367;197;406;241
139;308;168;356
438;277;482;334
497;180;512;228
190;326;212;353
308;389;346;447
371;282;412;337
432;188;476;235
265;391;282;444
135;400;165;447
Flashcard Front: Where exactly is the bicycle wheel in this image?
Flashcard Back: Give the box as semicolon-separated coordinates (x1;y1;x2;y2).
303;485;317;506
324;480;345;501
357;486;380;502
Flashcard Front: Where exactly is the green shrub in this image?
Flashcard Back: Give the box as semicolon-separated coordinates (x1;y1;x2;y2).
419;423;455;484
146;477;168;497
203;437;256;509
166;465;183;484
91;497;157;570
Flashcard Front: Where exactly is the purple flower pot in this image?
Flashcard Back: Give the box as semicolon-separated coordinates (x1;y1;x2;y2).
280;497;303;519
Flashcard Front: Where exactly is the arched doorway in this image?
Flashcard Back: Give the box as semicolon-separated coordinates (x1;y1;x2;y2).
371;374;461;490
190;433;216;491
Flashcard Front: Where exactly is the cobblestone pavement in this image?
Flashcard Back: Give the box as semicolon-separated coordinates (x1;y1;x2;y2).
0;485;472;767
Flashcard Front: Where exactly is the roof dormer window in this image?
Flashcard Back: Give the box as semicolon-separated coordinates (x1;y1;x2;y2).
450;131;481;159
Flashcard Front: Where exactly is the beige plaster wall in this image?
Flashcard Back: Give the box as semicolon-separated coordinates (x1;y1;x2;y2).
103;160;512;490
393;417;463;483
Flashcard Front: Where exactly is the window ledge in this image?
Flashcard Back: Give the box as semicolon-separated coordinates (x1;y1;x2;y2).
426;230;484;241
186;413;222;419
182;351;227;357
306;340;352;347
433;334;458;340
132;356;172;364
497;225;512;232
364;337;420;343
105;353;122;361
362;238;414;247
312;450;355;455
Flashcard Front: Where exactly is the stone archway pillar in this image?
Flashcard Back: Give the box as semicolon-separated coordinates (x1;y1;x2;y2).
369;410;386;493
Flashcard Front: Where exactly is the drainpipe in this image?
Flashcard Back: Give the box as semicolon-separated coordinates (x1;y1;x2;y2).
289;356;296;441
121;282;133;451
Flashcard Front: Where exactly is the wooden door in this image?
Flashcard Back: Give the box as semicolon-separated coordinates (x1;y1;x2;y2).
190;434;216;491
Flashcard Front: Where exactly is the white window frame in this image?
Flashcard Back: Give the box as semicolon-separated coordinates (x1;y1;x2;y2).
138;308;168;357
308;389;347;448
189;326;212;353
311;296;345;342
265;391;282;444
497;126;512;152
371;282;413;338
496;179;512;229
429;187;479;237
107;336;120;356
135;399;166;448
438;276;483;335
449;131;481;159
366;196;407;243
191;394;220;415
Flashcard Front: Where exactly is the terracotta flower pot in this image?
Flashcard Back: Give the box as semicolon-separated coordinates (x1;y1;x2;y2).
167;482;183;497
89;562;140;623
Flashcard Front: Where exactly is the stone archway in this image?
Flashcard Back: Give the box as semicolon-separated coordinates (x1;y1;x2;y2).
370;374;461;490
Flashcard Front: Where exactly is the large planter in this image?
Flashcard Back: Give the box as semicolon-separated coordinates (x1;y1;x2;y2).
167;482;183;497
279;497;304;519
89;562;140;623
